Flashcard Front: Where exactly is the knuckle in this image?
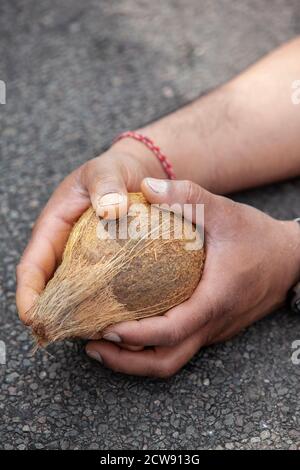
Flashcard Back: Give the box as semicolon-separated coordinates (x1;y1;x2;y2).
108;362;122;374
203;304;215;325
95;174;123;197
156;359;179;379
83;158;105;185
84;157;102;174
82;157;126;203
166;326;182;346
183;180;203;205
201;292;220;323
213;285;234;316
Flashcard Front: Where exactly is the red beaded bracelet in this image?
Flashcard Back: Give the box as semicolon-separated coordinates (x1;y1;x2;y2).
113;131;176;180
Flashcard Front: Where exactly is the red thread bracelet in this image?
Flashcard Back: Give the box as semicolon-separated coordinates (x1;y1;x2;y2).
113;131;176;180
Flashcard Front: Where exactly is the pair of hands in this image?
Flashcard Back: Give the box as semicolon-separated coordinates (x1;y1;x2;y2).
16;145;300;377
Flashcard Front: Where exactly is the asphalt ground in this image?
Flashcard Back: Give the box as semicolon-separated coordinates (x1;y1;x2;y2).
0;0;300;450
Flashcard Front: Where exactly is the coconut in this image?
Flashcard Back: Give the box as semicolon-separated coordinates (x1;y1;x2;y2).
28;193;205;345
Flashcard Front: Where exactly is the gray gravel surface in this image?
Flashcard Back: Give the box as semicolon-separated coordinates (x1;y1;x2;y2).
0;0;300;450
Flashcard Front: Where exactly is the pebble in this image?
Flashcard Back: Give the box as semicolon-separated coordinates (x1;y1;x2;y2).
260;430;271;440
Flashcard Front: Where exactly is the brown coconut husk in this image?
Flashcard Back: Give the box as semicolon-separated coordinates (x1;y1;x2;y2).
28;193;205;346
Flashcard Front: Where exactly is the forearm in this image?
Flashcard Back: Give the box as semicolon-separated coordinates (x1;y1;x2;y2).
113;37;300;193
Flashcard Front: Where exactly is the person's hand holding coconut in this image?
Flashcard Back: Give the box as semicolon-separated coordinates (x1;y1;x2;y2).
85;178;300;377
16;141;167;325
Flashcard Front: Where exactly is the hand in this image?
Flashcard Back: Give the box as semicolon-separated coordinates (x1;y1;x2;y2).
16;140;165;324
86;178;300;377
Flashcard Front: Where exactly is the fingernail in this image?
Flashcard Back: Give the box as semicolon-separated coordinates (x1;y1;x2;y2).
103;332;122;343
86;349;103;364
145;178;169;194
98;192;125;208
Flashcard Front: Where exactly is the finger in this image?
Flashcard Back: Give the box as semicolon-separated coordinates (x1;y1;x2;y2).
83;155;128;219
80;332;144;351
119;343;144;352
16;263;46;320
141;177;221;226
86;328;207;377
16;168;91;323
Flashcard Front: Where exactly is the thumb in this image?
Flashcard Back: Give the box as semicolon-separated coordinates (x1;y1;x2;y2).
141;177;220;226
83;157;128;219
